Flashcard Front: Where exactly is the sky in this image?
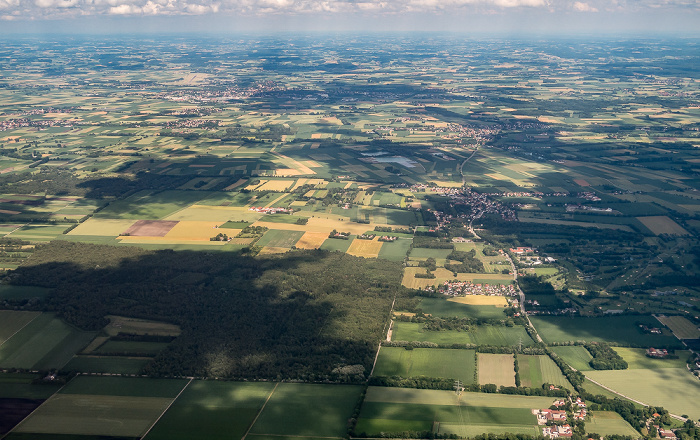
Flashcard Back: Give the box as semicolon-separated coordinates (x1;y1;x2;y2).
0;0;699;35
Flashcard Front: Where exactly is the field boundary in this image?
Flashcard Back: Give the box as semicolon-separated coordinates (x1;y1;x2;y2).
242;381;279;440
0;311;41;349
141;377;192;439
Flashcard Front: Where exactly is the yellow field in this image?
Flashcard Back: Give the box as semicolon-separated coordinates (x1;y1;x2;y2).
402;267;513;289
164;206;262;222
253;216;396;235
294;232;328;249
256;180;294;191
67;219;135;236
429;180;464;188
161;222;228;241
637;216;690;236
478;353;516;387
258;246;290;255
448;296;508;306
346;238;383;258
245;179;268;190
105;315;181;337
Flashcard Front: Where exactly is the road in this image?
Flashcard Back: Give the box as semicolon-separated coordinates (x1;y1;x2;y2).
504;252;543;343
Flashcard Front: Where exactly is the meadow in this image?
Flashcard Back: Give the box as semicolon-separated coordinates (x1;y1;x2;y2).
611;347;690;369
586;411;640;437
416;297;507;319
655;315;700;339
517;355;572;389
392;321;533;347
373;347;476;384
551;346;593;371
477;353;515;387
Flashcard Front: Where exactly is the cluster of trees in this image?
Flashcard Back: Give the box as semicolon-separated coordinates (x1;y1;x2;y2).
585;343;628;370
445;249;485;274
8;242;409;381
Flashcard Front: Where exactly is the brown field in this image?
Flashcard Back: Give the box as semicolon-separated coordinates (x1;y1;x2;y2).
478;353;516;387
258;246;290;255
124;220;179;237
574;179;590;187
222;178;248;191
229;237;256;245
346;238;383;258
163;221;222;241
656;315;700;339
448;296;509;306
636;216;690;236
294;232;328;249
105;315;181;337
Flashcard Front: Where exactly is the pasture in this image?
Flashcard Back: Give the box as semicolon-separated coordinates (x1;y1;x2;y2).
94;190;206;219
248;383;363;438
586;368;700;419
636;216;690;236
586;411;640;437
551;346;593;371
373;347;476;383
655;315;700;339
356;387;554;437
530;316;682;348
517;355;572;389
477;353;515;387
0;311;40;345
417;297;506;319
377;238;412;261
346;238;383;258
255;229;304;248
392;322;533;347
145;381;276;440
612;347;690;369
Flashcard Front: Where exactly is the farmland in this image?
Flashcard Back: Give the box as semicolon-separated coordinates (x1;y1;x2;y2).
518;355;572;389
586;411;640;437
373;347;476;384
416;297;507;319
477;353;516;387
392;321;533;347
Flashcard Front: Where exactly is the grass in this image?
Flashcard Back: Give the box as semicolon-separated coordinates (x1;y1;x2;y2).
0;373;62;399
517;355;572;389
530;316;682;348
402;268;514;289
320;236;353;253
63;356;150;374
144;381;276;440
587;411;640;437
94;341;169;356
255;229;305;248
416;297;506;319
581;378;625;400
392;322;533;347
377;238;412;261
656;315;700;339
0;313;96;370
478;353;515;386
104;315;180;337
373;347;476;384
586;368;700;419
0;310;40;345
612;347;690;369
551;346;593;371
249;383;363;438
94;190;207;220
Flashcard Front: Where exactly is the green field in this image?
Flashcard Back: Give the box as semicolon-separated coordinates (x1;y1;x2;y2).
94;190;207;219
586;368;700;419
551;346;594;371
417;297;506;319
249;383;363;438
612;347;690;369
145;381;276;440
319;236;353;252
373;347;476;384
530;316;681;347
587;411;640;437
0;372;62;399
518;355;572;389
356;387;556;437
0;310;40;344
377;238;412;261
60;376;188;398
94;340;169;356
63;356;150;374
255;229;305;248
0;313;96;370
392;321;533;347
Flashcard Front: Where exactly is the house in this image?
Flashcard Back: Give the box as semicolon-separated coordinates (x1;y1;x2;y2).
658;428;677;439
574;397;586;408
552;399;566;407
543;424;573;438
574;409;587;421
534;409;567;425
647;348;669;358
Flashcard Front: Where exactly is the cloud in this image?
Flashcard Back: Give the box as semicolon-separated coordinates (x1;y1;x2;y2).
572;1;597;11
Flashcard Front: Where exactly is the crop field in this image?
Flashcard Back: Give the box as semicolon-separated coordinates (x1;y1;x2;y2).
162;221;222;241
377;238;412;261
346;238;383;258
94;190;207;219
586;411;640;437
373;347;476;383
530;316;682;348
417;297;506;319
356;387;555;437
104;315;181;337
255;229;305;248
63;355;149;374
636;216;690;236
551;346;593;371
449;296;509;306
320;236;353;252
293;231;329;249
392;322;533;347
67;218;136;236
0;311;40;345
0;373;62;400
402;267;514;289
612;347;690;369
248;383;363;438
586;368;700;419
0;313;96;370
145;381;276;440
94;341;169;356
517;355;572;389
478;354;515;387
655;315;700;339
125;220;179;237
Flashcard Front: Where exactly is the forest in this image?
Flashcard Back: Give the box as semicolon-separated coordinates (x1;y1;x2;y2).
6;242;408;381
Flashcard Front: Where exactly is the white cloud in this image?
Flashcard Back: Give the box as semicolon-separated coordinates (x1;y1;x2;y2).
572;1;598;11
